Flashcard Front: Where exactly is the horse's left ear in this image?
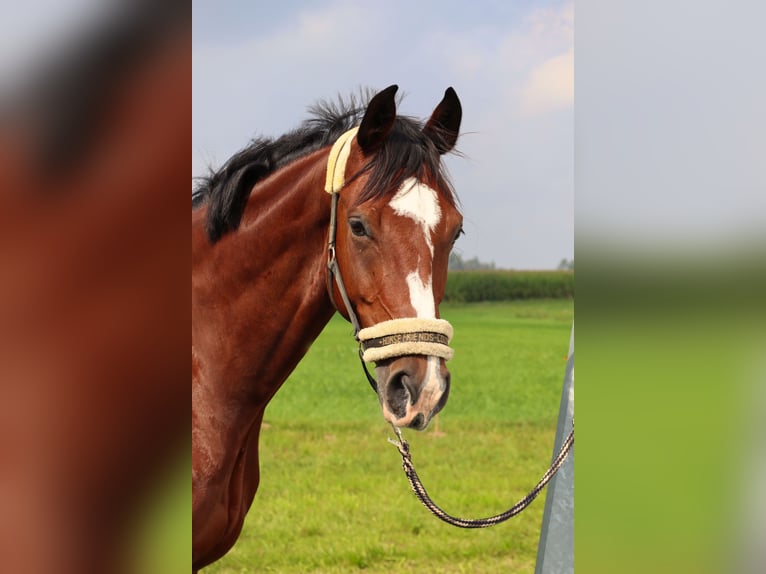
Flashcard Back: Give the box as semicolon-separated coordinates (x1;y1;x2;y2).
423;87;462;154
357;84;398;154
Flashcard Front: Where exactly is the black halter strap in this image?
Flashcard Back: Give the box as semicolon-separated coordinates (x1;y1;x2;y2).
326;192;379;392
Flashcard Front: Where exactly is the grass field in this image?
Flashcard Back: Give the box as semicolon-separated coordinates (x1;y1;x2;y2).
204;299;573;573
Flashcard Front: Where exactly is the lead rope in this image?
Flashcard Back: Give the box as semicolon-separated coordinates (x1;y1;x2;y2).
387;419;574;528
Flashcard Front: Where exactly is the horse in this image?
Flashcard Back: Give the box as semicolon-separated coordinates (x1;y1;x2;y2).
191;85;463;571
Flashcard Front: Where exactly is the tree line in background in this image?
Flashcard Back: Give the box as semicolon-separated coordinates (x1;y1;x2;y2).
448;252;496;271
448;252;575;272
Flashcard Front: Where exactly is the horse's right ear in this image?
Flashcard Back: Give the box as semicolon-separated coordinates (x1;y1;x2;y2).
357;85;398;154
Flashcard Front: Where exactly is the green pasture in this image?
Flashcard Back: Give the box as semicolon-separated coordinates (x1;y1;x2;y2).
204;299;573;573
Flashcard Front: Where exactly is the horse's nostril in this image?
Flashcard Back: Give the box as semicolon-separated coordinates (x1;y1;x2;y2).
386;371;409;418
409;413;424;429
388;369;421;406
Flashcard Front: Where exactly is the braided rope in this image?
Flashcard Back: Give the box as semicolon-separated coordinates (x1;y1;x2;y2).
387;420;574;528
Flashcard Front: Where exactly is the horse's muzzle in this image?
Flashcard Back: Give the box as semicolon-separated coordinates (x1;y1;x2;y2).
357;317;454;430
374;354;451;430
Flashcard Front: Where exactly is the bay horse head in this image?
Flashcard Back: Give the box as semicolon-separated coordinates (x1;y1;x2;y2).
325;85;463;430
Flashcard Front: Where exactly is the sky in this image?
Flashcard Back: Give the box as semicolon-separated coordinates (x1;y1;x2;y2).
3;1;760;266
192;0;574;270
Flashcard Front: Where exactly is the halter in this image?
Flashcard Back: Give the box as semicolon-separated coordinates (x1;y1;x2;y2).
324;128;454;391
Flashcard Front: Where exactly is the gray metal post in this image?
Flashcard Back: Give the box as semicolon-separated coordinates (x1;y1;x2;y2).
534;324;574;574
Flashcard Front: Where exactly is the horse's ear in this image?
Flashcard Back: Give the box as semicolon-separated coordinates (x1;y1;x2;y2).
423;87;462;154
357;84;398;154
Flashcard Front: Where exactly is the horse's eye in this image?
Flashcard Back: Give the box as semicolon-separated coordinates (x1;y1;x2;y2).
349;218;368;237
453;227;465;244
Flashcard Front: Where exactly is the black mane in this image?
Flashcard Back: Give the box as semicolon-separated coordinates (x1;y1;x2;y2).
193;91;457;243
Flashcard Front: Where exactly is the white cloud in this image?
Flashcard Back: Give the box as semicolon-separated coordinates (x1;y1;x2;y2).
511;2;573;117
519;47;574;116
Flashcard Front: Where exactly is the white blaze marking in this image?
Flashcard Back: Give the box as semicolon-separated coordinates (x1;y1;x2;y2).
391;178;448;399
405;271;435;318
389;177;442;257
426;356;445;392
404;273;445;392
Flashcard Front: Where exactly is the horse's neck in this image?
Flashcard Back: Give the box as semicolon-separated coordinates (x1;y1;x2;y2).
192;149;336;406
